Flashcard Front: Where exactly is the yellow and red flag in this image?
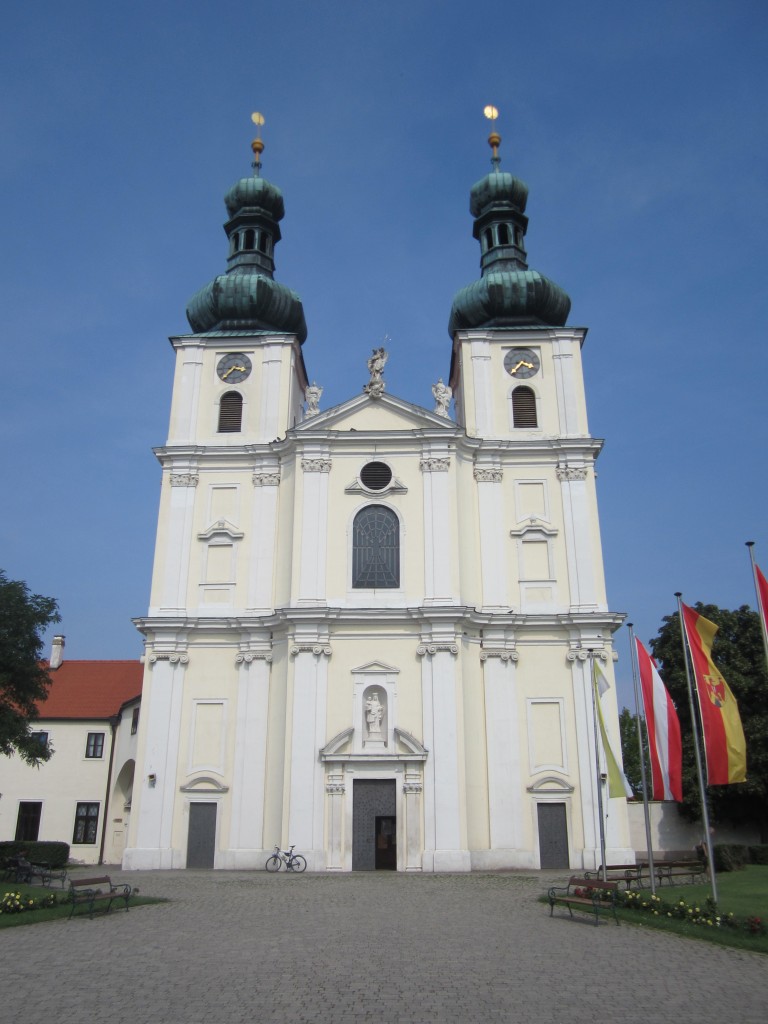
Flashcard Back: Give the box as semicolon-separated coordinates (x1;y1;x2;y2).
680;603;747;785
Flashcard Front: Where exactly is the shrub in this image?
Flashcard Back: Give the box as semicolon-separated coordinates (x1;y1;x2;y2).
748;845;768;866
713;844;750;873
0;841;70;868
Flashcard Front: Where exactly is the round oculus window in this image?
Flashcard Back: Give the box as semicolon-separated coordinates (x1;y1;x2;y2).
360;461;392;491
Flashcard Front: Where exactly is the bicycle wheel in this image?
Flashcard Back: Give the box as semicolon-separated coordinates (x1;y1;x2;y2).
290;854;307;873
265;854;282;872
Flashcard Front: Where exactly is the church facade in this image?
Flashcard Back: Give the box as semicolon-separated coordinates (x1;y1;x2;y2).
123;129;632;872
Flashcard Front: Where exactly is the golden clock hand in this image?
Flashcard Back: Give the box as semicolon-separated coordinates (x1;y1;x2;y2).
222;365;247;379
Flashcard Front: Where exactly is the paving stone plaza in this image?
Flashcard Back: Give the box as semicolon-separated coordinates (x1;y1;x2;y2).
2;869;767;1023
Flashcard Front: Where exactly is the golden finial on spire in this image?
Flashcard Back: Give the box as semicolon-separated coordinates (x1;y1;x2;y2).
483;105;501;168
251;111;265;174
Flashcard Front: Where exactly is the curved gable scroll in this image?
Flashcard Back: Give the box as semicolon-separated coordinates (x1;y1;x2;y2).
526;775;574;795
180;776;230;793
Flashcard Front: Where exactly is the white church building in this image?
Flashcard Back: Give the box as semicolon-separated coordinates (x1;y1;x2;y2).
123;127;632;872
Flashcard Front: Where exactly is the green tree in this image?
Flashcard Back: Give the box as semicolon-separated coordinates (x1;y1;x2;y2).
0;569;60;765
619;707;651;798
649;603;768;842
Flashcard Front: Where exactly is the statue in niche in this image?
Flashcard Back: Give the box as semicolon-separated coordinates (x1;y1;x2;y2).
432;377;452;417
305;381;322;417
365;690;384;737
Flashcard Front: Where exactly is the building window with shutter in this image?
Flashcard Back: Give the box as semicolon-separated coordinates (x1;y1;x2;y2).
512;385;538;428
218;391;243;432
15;802;42;842
352;506;400;588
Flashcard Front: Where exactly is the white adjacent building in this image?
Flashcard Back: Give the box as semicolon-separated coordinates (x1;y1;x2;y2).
0;638;142;865
124;130;632;872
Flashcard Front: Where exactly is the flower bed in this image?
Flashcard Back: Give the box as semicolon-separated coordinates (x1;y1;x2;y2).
618;888;766;937
0;890;60;916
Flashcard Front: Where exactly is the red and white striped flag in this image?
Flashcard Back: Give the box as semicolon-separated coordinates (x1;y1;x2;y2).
635;638;683;801
755;562;768;638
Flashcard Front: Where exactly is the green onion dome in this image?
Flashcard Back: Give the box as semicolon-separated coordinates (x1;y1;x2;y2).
449;164;570;333
186;167;307;342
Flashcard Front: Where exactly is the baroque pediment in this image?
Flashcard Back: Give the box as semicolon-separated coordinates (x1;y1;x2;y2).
295;392;457;435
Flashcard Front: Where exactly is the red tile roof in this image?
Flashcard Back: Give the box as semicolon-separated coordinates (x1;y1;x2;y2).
36;661;143;720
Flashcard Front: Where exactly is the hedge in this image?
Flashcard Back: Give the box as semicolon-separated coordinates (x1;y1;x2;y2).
0;841;70;868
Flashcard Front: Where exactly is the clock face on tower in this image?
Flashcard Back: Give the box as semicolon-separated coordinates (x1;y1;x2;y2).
504;347;540;379
217;352;252;384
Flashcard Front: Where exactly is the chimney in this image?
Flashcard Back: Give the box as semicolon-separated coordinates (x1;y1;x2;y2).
50;635;65;670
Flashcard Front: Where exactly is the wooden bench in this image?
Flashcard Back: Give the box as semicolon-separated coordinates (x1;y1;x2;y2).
583;864;644;889
68;875;135;920
548;877;620;926
655;860;707;886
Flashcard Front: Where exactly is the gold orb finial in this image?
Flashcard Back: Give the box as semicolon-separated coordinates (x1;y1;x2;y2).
250;112;265;174
483;105;501;167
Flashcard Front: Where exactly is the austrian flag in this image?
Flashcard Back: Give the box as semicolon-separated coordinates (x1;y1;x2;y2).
635;639;682;802
680;603;747;785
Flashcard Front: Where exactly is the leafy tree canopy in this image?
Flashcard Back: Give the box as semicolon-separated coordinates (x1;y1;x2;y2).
648;603;768;842
0;569;60;765
619;707;651;798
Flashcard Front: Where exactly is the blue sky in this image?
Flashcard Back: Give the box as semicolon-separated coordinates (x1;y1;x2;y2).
1;0;766;708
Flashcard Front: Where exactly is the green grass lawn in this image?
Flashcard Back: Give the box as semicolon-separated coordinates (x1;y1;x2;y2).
0;882;163;928
613;866;768;954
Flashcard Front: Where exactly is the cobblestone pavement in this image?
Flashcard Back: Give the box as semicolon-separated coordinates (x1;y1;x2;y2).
2;868;767;1023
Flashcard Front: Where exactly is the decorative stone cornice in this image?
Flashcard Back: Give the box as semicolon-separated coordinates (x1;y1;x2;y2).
479;649;519;662
170;473;199;488
566;648;608;663
290;643;332;657
473;467;503;483
301;458;332;473
148;652;189;665
235;652;273;665
556;465;588;482
416;642;459;657
419;457;450;473
253;472;280;487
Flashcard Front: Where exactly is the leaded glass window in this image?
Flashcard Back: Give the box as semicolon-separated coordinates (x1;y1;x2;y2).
352;506;400;588
73;802;100;845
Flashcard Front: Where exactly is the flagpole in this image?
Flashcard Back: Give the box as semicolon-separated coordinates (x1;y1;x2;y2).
587;649;608;882
746;542;768;673
675;593;719;905
627;624;656;895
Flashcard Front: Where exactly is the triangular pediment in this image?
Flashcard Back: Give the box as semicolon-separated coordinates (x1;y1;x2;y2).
297;392;457;435
351;660;400;674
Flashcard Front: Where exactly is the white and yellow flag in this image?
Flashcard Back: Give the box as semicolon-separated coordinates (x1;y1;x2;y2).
592;660;634;798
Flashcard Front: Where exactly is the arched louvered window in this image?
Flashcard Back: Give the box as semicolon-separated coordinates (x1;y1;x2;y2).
231;233;241;253
512;386;537;428
243;229;255;250
483;228;493;250
218;391;243;432
497;223;510;245
352;506;400;588
258;232;269;253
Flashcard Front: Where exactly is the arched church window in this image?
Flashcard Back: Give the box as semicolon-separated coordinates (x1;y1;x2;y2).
512;386;537;428
352;506;400;588
258;232;269;254
497;223;510;245
243;229;255;250
484;228;493;250
231;233;241;254
218;391;243;432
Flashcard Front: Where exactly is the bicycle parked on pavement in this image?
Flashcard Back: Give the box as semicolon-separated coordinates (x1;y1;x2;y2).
265;845;307;872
